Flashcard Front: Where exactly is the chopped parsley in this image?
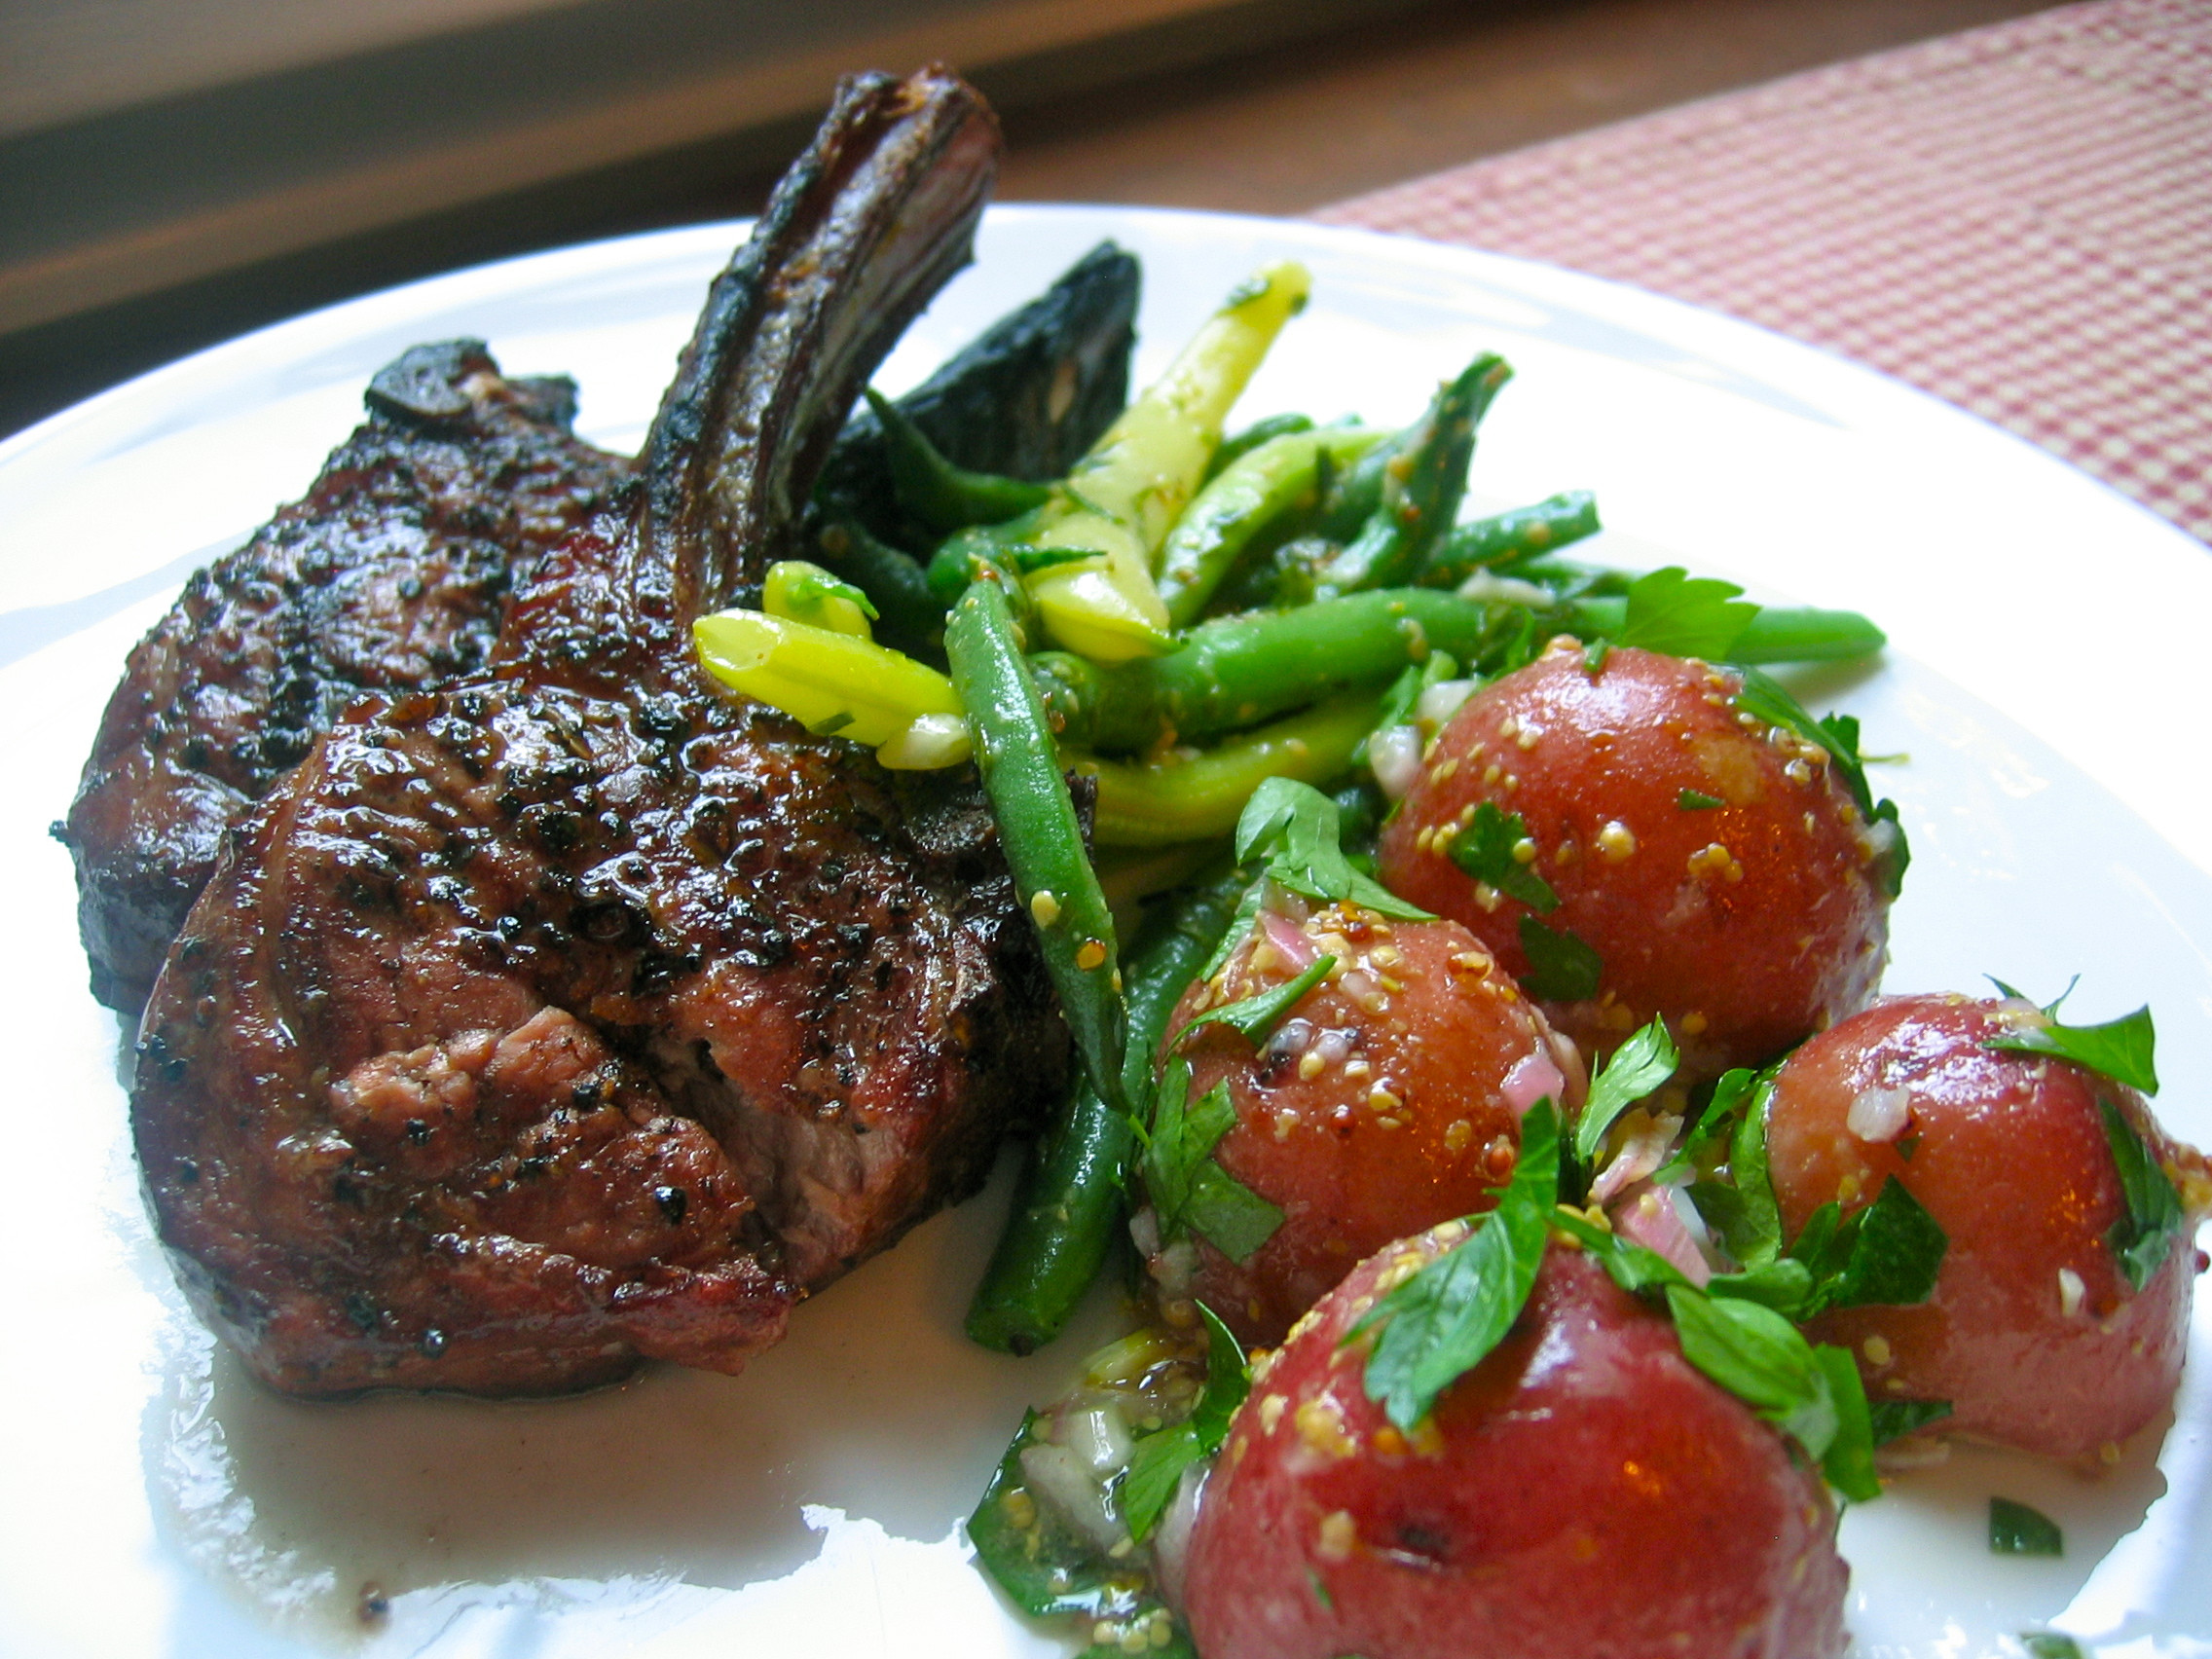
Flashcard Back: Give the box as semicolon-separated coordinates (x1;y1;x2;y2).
1868;1397;1953;1446
1731;669;1910;900
1788;1176;1948;1314
1984;1001;2158;1095
1141;1059;1283;1264
1572;1015;1680;1167
1613;566;1760;659
1517;914;1604;1001
1348;1099;1561;1431
1677;788;1724;810
1176;956;1336;1049
1449;802;1560;913
1119;1303;1248;1541
1234;777;1433;923
2102;1099;2187;1291
1989;1497;2064;1557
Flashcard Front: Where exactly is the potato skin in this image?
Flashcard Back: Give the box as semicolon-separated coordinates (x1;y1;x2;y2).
1765;993;2206;1461
1182;1236;1848;1659
1376;640;1890;1078
1156;905;1579;1346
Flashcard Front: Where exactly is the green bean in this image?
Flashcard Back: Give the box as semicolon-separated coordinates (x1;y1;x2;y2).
1310;354;1512;598
1078;693;1383;846
1033;589;1508;755
810;511;946;650
1568;596;1887;663
944;576;1125;1102
1204;412;1315;482
966;865;1247;1353
1726;606;1888;663
1157;425;1387;629
865;387;1052;534
1418;491;1603;586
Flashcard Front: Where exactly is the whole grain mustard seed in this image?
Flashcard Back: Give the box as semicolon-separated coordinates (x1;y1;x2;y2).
1511;836;1538;865
1075;939;1109;971
1316;1510;1359;1562
1687;842;1744;882
1598;820;1638;862
1028;890;1062;927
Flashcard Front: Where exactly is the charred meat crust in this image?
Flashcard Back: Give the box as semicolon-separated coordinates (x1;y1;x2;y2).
132;68;1068;1398
60;340;626;1013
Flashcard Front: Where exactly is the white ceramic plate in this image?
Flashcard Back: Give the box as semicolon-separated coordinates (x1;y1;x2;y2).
3;206;2209;1659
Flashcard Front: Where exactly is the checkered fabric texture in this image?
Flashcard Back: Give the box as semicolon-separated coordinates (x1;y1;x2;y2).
1316;0;2212;546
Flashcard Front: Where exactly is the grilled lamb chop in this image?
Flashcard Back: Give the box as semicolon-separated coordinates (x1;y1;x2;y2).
61;250;1137;1018
60;345;627;1014
132;68;1069;1397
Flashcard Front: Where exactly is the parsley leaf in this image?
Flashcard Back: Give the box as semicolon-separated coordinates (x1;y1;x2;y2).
1731;667;1910;899
1572;1016;1680;1167
1984;1004;2159;1095
1359;651;1461;762
1615;567;1760;659
1550;1210;1878;1500
1142;1062;1283;1264
2021;1635;2086;1659
1811;1344;1880;1502
1989;1497;2064;1557
1868;1397;1952;1446
1448;802;1560;913
1350;1099;1561;1431
2101;1099;2186;1291
1706;1257;1816;1314
1550;1206;1693;1297
1121;1303;1248;1540
1809;1177;1947;1311
1689;1080;1783;1269
1677;788;1723;810
1177;956;1336;1049
1517;915;1604;1000
1235;778;1432;922
1666;1289;1880;1500
1667;1287;1835;1451
1185;1161;1287;1264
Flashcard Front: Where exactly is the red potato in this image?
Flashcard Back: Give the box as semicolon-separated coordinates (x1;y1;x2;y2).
1152;903;1582;1346
1377;640;1892;1079
1765;993;2210;1461
1182;1235;1848;1659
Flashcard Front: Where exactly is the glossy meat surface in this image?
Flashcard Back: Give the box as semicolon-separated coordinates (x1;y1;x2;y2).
61;342;626;1013
131;68;1069;1396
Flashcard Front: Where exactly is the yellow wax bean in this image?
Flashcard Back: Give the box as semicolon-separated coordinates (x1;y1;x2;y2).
692;610;962;749
1029;262;1311;663
762;560;877;638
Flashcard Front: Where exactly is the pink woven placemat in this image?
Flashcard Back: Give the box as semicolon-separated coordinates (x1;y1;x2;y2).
1315;0;2212;546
